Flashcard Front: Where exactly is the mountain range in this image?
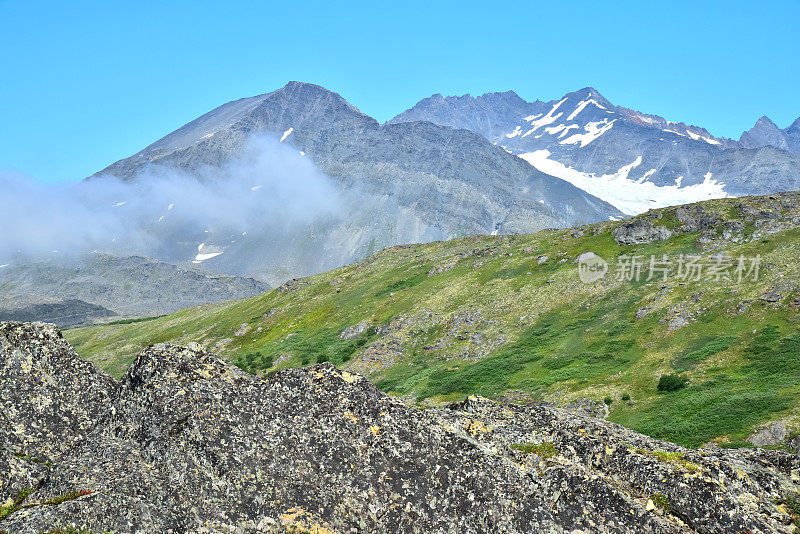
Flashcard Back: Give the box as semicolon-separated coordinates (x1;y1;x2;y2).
84;81;800;284
389;87;800;214
83;82;624;284
3;81;799;327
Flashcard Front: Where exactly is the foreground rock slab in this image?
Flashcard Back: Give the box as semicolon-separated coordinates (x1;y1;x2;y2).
1;322;798;533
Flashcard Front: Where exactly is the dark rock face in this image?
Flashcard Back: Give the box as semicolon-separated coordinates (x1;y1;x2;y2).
612;219;672;245
2;322;799;533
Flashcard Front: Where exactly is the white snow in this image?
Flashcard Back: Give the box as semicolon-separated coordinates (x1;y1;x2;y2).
545;124;568;136
280;127;294;142
505;125;522;138
491;230;498;236
558;124;579;138
298;151;306;156
193;243;224;263
567;98;605;121
521;98;567;138
685;130;721;145
663;129;687;137
560;119;616;147
633;114;659;125
518;149;729;215
639;168;657;182
0;264;7;269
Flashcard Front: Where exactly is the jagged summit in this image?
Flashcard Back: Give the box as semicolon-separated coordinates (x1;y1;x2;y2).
2;321;799;532
740;115;790;150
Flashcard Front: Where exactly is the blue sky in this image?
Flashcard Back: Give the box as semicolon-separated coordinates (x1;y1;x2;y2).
1;0;799;182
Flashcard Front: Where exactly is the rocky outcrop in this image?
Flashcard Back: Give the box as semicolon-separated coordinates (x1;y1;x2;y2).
1;322;799;533
612;219;672;245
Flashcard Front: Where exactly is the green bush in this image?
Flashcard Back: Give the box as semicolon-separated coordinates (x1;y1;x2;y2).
651;492;670;512
657;374;687;392
604;396;613;405
621;393;631;401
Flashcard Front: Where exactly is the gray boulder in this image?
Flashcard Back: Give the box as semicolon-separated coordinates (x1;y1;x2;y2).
612;219;672;245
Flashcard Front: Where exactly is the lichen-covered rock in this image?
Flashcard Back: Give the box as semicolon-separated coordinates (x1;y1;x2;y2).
1;322;799;533
0;322;116;503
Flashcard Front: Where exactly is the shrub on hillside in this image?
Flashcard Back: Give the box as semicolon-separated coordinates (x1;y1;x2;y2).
657;374;687;392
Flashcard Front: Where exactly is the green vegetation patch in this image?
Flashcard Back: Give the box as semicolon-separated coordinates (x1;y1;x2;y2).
672;335;736;372
511;441;558;459
619;374;793;448
632;447;701;472
650;492;670;512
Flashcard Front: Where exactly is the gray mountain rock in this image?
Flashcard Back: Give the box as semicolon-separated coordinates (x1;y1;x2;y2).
740;115;800;154
740;116;791;151
388;90;548;142
612;219;672;245
2;321;799;533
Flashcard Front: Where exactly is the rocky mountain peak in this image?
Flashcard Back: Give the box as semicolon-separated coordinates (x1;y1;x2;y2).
561;86;614;109
2;321;799;532
740;115;789;150
787;116;800;133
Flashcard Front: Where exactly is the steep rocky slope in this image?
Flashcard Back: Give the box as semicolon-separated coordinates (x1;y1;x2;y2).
68;192;800;450
2;322;798;533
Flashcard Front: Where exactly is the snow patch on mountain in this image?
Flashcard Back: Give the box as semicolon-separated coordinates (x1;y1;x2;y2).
518;150;729;215
521;98;567;137
567;98;606;121
505;126;522;138
193;243;224;263
560;119;616;147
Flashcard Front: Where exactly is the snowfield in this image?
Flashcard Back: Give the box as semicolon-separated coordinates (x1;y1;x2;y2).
519;150;729;215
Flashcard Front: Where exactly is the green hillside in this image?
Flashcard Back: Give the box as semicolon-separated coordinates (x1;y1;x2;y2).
66;192;800;449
